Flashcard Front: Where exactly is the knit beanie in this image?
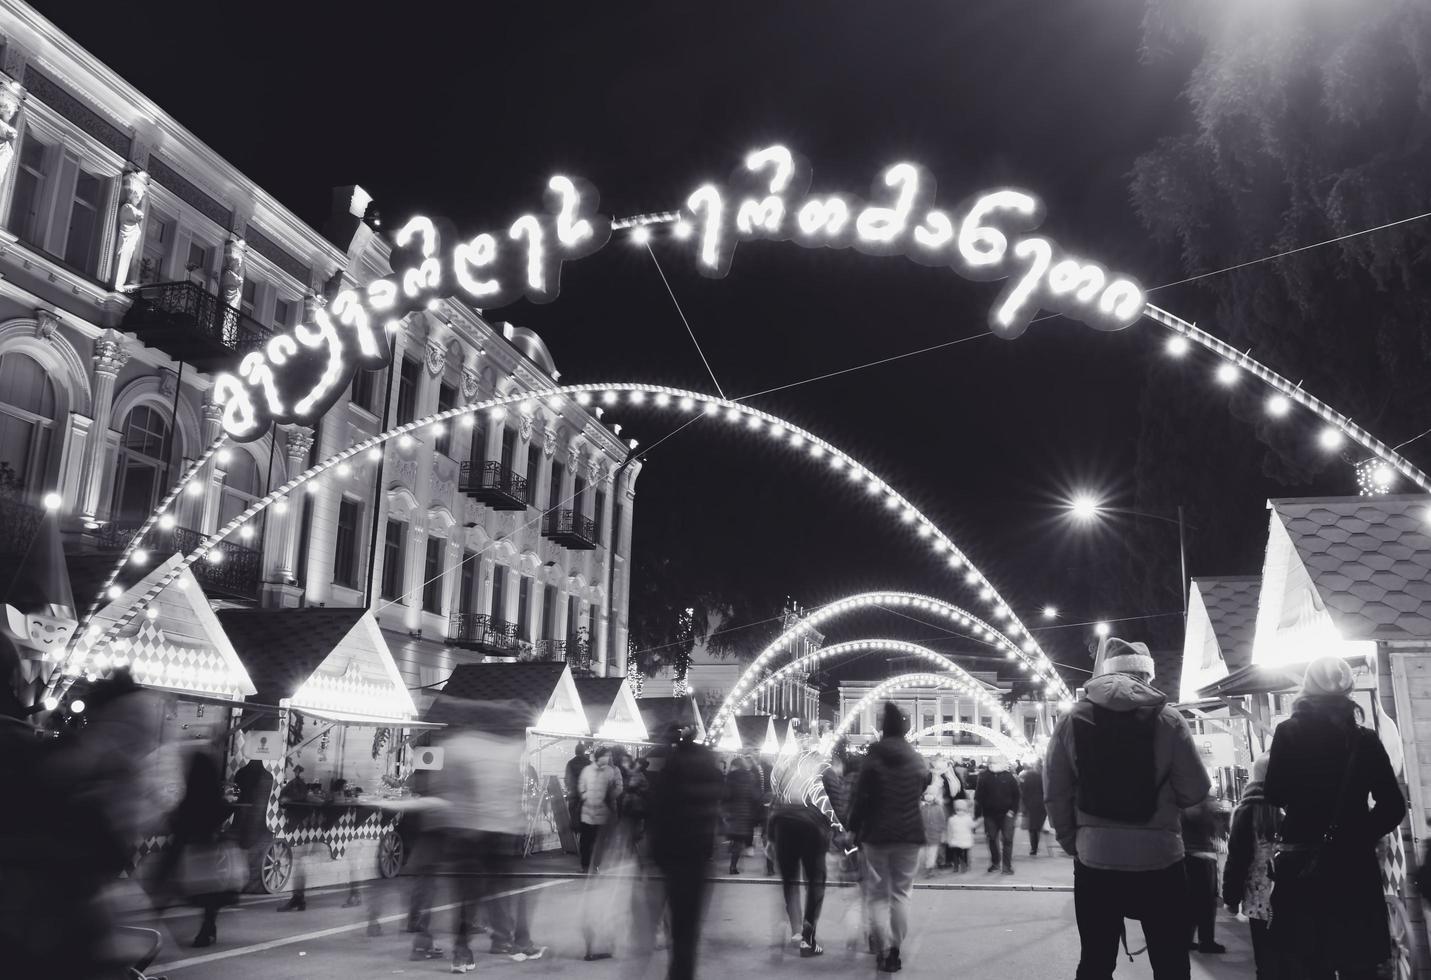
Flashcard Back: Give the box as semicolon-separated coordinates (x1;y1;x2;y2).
1251;754;1270;782
1093;636;1156;680
881;701;908;738
1299;655;1354;698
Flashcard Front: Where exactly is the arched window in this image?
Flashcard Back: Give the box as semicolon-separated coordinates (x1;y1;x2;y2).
112;405;175;522
0;351;57;492
218;449;260;527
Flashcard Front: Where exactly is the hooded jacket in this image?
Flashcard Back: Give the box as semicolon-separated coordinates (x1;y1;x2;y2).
973;765;1021;819
848;735;927;845
1043;672;1210;871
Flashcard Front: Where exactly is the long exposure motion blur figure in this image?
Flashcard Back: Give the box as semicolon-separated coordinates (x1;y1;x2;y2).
1222;754;1284;980
848;702;927;974
1044;637;1209;980
647;722;723;980
974;757;1021;875
1264;656;1405;980
723;754;760;874
577;746;622;874
769;731;844;955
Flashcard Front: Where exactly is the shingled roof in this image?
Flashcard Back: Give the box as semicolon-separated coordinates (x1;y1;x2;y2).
424;661;577;731
1195;576;1260;671
1271;494;1431;641
734;714;774;751
637;695;703;739
573;677;625;733
216;607;365;705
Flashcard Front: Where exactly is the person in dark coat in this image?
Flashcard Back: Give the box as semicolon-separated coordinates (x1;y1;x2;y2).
1223;755;1284;980
1264;656;1405;980
974;759;1022;874
647;724;723;980
1019;759;1046;856
1180;792;1223;953
848;702;927;973
722;756;760;874
169;751;237;947
565;743;590;849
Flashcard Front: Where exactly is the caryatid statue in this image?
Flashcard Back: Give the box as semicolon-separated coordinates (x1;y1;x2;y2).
0;76;25;188
112;167;149;288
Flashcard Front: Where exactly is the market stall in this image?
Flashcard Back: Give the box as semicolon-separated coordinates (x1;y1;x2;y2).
636;694;705;743
216;607;423;894
573;675;647;743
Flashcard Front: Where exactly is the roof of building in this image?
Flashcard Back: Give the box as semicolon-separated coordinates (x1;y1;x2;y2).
734;714;773;750
1271;494;1431;641
439;662;568;715
216;607;365;705
573;677;625;731
636;696;701;736
1192;576;1261;671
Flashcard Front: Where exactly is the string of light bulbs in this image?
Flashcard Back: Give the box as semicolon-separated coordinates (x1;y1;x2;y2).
830;672;1037;751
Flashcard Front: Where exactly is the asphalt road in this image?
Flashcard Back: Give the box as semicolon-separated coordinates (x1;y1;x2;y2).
123;854;1255;980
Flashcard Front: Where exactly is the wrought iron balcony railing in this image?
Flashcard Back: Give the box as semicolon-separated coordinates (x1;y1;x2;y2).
530;637;594;674
542;508;597;550
0;493;43;559
446;613;518;654
458;461;528;512
122;281;271;370
95;520;262;601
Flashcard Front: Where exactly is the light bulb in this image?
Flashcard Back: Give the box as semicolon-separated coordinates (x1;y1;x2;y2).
41;491;61;511
337;462;352;477
131;549;148;566
159;513;175;529
1165;336;1189;357
239;525;254;540
217;448;232;464
1094;621;1111;637
630;226;652;245
368;448;383;462
1266;394;1291;417
106;586;121;599
1215;363;1239;386
1318;427;1344;451
1042;605;1057;620
185;481;204;497
398;434;415;450
673;220;693;240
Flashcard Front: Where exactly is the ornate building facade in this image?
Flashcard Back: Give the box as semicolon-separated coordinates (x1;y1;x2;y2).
0;0;636;687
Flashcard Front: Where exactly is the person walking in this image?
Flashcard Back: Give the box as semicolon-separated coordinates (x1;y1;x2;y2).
1020;759;1047;856
848;702;927;974
647;723;724;980
1044;636;1211;980
974;757;1021;874
722;755;759;874
1264;656;1405;980
1222;755;1284;980
566;743;590;850
1181;791;1224;954
168;751;238;948
770;737;844;955
578;747;622;873
945;799;974;873
919;778;946;875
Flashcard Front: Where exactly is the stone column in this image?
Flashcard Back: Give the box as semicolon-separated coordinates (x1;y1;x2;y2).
275;426;314;582
76;329;129;526
112;167;148;289
196;400;225;533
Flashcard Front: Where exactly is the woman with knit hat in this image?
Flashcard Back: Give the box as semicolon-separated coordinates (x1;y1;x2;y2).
1264;655;1405;980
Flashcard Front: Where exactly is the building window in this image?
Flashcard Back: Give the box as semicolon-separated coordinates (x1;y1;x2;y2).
62;170;104;275
525;446;540;505
849;712;860;735
613;503;624;556
980;715;992;731
0;352;56;493
540;584;554;638
217;449;260;527
1024;716;1038;743
381;519;406;600
490;565;506;622
333;498;361;588
8;137;48;247
460;555;476;615
434;381;457;457
349;368;379;416
594;489;606;540
186;240;211;287
547;462;564;512
396;356;420;425
516;576;531;640
294;496;313;587
499;426;515;472
273;297;293;330
239;278;257;317
111;405;175;521
566;594;580;643
573;475;587;516
468;412;487;464
422;537;444;613
139;211;171;283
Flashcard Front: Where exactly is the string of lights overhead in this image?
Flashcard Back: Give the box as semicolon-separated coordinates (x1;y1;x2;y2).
830;672;1035;755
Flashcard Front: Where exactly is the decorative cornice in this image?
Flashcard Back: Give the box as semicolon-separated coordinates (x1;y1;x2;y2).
284;425;315;460
92;334;131;377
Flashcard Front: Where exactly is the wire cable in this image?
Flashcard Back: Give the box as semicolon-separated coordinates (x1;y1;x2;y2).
645;243;726;399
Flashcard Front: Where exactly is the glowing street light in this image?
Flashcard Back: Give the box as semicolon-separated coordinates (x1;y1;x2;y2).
1094;621;1111;638
1066;490;1190;622
1042;605;1058;620
1069;493;1101;521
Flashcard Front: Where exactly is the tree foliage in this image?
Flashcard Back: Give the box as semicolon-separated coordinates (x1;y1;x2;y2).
1124;0;1431;652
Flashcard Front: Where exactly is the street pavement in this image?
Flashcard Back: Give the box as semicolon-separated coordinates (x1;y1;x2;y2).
127;851;1255;979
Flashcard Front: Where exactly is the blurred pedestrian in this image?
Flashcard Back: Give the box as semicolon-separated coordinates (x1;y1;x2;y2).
578;746;622;873
1265;656;1405;980
723;755;760;874
1020;758;1046;856
945;799;974;873
848;703;926;974
770;737;843;955
1044;636;1209;980
1222;755;1284;980
566;742;589;848
1181;790;1224;954
975;757;1021;874
919;778;946;875
622;756;651;849
648;723;723;980
166;750;239;947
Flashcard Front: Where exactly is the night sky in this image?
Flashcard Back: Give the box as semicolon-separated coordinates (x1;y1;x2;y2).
38;1;1350;690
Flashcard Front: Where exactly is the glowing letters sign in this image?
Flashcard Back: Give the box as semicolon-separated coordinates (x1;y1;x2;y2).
212;147;1144;442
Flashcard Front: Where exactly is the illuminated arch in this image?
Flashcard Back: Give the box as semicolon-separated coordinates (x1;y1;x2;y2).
50;384;1073;699
832;673;1028;751
906;722;1031;761
705;636;1017;743
709;590;1026;739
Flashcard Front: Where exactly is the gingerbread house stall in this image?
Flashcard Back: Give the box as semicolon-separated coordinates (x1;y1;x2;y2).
217;607;423;894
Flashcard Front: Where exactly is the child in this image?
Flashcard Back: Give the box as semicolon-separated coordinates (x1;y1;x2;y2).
1223;755;1283;979
920;780;946;875
945;798;974;873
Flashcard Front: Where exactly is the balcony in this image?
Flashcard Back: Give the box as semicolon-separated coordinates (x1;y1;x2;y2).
0;493;43;560
96;521;262;602
530;638;593;674
458;461;528;512
542;509;597;550
121;281;271;371
446;613;518;655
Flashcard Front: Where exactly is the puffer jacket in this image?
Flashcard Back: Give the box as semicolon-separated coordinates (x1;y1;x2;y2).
848;735;927;845
1044;672;1210;871
578;762;622;826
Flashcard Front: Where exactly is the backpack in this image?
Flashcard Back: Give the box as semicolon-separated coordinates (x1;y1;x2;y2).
1072;704;1164;822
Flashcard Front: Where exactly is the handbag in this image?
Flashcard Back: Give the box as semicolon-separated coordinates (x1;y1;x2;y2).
1279;733;1361;896
178;839;246;897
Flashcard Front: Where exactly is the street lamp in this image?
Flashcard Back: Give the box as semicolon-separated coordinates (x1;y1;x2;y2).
1065;491;1190;622
1042;605;1058;620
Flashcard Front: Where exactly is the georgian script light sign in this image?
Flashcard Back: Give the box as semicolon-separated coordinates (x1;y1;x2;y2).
213;145;1145;442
